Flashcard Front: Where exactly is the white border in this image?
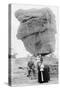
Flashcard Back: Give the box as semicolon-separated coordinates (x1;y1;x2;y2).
0;0;60;90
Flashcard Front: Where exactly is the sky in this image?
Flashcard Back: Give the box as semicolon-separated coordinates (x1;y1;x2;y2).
11;4;59;58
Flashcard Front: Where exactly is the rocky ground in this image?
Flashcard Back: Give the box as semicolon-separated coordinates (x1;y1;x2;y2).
11;55;58;86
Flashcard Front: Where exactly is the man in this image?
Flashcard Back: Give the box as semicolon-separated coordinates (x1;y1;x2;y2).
27;58;36;79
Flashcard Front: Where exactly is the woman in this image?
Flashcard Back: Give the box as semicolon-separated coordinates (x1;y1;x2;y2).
37;55;50;83
37;55;44;83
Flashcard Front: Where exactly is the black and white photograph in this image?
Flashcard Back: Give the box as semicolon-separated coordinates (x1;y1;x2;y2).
8;4;59;86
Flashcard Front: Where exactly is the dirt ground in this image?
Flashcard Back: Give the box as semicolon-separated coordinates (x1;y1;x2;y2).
11;57;58;86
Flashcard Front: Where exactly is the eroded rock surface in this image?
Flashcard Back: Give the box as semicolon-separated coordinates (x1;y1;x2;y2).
15;8;56;56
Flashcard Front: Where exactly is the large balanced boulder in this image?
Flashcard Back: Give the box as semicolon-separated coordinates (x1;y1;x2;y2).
15;8;56;56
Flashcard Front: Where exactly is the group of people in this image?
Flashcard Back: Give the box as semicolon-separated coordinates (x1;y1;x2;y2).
27;55;50;83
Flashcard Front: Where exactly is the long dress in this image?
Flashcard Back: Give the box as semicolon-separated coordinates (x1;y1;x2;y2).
38;64;50;83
